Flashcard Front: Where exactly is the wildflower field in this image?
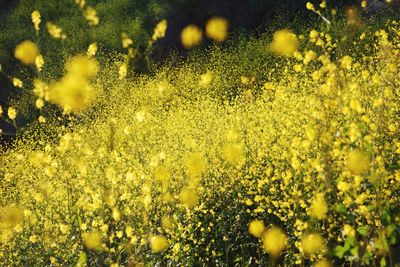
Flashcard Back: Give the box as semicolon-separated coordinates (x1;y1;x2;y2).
1;0;400;266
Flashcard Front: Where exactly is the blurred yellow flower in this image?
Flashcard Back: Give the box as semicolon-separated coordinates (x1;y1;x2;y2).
119;63;128;80
84;6;99;26
49;74;94;113
181;25;202;49
185;153;206;178
121;32;133;48
15;40;40;65
82;231;102;250
301;233;325;255
347;150;370;175
46;22;66;39
66;55;99;79
310;193;328;220
152;19;168;41
223;143;244;164
180;187;198;207
262;227;287;257
248;220;265;238
0;206;23;229
150;235;169;252
270;29;298;57
206;17;229;42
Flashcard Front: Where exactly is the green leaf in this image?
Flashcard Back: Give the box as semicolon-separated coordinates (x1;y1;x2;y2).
350;246;359;257
334;245;349;259
357;225;369;236
76;251;87;267
380;257;387;267
335;203;347;213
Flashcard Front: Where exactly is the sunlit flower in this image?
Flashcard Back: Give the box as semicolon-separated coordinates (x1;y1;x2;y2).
46;22;66;39
84;6;99;26
270;29;298;57
150;235;169;252
248;220;265;238
7;107;17;120
206;17;229;42
152;19;168;41
262;227;288;257
31;10;41;31
301;233;325;255
87;42;98;56
82;231;102;249
181;25;202;49
15;40;40;65
309;193;328;220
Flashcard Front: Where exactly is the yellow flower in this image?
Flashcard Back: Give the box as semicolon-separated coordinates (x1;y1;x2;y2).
121;32;133;48
119;63;128;80
82;231;102;250
181;25;203;49
301;233;325;255
150;235;169;252
66;55;99;79
7;107;17;120
223;143;244;164
248;220;265;238
343;224;355;237
346;150;369;175
38;116;46;124
306;2;315;11
198;71;213;87
35;98;44;109
154;165;170;182
84;6;99;26
31;10;41;31
0;105;3;116
340;55;353;69
185;153;206;178
206;17;229;42
87;42;98;56
35;55;45;72
179;187;198;208
15;40;40;65
49;74;94;113
270;29;298;57
309;193;328;220
262;227;287;257
13;77;23;88
46;22;66;39
152;19;168;41
33;79;49;100
75;0;85;9
0;206;23;229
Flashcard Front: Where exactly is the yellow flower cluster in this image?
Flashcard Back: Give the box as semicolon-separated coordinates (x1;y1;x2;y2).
1;6;400;267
